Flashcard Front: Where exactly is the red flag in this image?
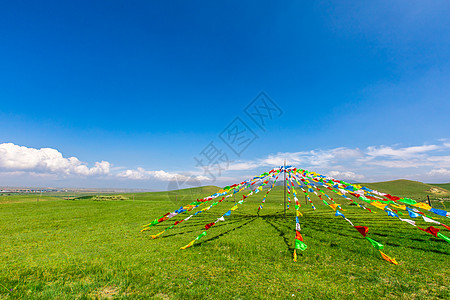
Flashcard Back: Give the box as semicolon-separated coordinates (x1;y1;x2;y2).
158;216;168;223
419;226;440;237
175;220;185;225
441;223;450;231
205;222;215;230
354;226;369;237
295;230;303;241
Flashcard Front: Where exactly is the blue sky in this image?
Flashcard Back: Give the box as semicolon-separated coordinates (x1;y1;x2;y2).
0;1;449;189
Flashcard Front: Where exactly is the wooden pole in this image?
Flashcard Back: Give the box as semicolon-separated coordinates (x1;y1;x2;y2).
284;160;286;219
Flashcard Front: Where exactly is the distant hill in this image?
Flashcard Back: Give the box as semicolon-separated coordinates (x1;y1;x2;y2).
73;180;450;203
360;179;449;200
74;185;222;202
430;183;450;191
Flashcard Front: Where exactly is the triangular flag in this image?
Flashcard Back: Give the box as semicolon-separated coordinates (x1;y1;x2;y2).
354;226;369;237
422;216;440;224
408;210;419;218
180;239;196;250
398;218;416;226
335;210;345;218
366;237;384;250
151;230;165;239
437;232;450;244
205;222;215;230
379;250;398;265
196;231;207;240
293;249;297;262
329;204;339;211
418;226;440;237
295;239;307;251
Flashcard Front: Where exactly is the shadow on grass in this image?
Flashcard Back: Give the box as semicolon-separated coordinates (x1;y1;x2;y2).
194;217;258;247
259;215;296;254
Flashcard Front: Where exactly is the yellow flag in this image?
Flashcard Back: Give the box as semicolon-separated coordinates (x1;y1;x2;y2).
151;231;165;239
230;205;239;211
293;249;297;262
180;239;196;250
329;204;340;211
371;201;387;210
140;227;150;232
413;202;432;210
379;250;398;265
390;204;406;210
296;211;303;217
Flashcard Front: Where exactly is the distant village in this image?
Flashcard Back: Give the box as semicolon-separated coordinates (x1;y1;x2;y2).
0;187;154;195
0;188;61;194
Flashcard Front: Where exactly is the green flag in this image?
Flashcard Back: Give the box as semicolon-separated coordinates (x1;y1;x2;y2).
400;198;417;205
366;237;384;250
437;232;450;244
295;240;307;251
195;231;207;241
359;196;371;204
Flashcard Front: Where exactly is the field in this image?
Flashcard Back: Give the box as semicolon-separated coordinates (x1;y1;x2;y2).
1;181;449;299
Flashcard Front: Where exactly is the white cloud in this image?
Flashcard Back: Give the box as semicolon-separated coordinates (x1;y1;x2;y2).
366;144;440;158
221;141;450;182
426;156;450;167
327;171;364;181
2;140;450;186
0;143;110;176
428;168;450;176
367;159;428;168
0;143;212;183
117;167;210;182
227;147;364;171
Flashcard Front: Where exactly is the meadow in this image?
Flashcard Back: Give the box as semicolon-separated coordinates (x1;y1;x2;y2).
0;180;449;299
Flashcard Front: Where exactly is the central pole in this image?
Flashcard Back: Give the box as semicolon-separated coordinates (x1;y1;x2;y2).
284;160;286;219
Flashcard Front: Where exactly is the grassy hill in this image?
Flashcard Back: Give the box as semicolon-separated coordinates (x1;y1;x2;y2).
360;179;449;200
1;181;449;299
430;183;450;192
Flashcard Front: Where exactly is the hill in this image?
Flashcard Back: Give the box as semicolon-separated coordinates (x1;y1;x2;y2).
430;183;450;192
359;179;450;201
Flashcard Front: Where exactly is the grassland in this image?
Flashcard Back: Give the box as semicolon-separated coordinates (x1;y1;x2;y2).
0;181;449;299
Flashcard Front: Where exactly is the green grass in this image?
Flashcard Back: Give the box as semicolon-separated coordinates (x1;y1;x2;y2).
1;183;449;299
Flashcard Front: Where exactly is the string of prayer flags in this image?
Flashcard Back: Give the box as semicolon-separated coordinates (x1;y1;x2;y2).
180;171;277;250
258;173;280;212
142;170;270;237
146;166;447;265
